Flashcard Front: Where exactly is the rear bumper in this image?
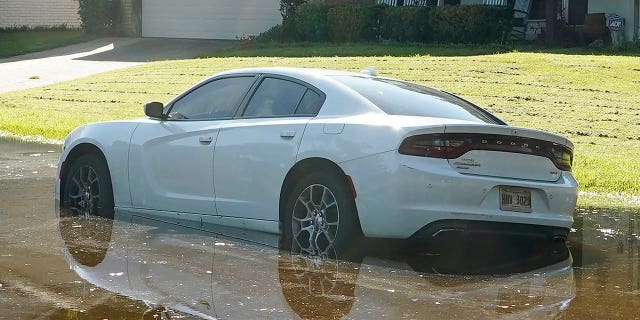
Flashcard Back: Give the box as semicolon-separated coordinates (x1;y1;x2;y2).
341;151;578;239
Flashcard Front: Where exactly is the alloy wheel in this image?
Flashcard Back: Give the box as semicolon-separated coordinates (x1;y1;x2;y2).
66;165;101;218
291;184;340;257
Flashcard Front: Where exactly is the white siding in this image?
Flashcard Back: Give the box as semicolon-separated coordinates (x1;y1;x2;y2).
0;0;80;28
142;0;282;40
589;0;638;41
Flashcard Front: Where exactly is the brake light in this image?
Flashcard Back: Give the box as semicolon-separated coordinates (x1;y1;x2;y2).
550;147;573;171
398;135;466;158
398;133;573;171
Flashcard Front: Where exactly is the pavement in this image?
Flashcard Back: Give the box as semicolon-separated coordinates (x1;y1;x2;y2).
0;37;235;94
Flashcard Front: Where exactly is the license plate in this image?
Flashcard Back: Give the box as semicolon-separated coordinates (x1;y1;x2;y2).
500;187;532;213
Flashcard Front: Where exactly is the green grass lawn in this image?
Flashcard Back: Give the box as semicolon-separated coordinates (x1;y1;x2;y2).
0;43;638;205
0;30;93;58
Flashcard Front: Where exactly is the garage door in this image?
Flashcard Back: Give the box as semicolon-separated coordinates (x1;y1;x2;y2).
142;0;282;39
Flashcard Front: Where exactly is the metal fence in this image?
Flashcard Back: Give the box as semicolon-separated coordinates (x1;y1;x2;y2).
377;0;508;6
376;0;434;6
482;0;507;6
378;0;507;7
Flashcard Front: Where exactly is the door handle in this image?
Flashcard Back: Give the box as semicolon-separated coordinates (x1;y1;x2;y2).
280;131;296;138
199;136;213;144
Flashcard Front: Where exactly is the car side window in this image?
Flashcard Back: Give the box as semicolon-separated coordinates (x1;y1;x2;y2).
295;89;323;115
243;78;307;117
168;77;254;120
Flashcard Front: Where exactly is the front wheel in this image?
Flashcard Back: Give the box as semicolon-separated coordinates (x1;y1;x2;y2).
62;154;114;219
283;171;361;259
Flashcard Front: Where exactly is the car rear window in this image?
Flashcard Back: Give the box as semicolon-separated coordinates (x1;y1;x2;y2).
295;89;323;115
332;76;502;124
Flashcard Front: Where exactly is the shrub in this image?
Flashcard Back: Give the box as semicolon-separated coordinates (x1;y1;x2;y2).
428;5;513;44
78;0;119;34
379;6;430;42
267;2;512;44
0;25;72;32
295;1;329;41
280;0;309;22
327;5;382;42
274;0;310;41
257;24;286;42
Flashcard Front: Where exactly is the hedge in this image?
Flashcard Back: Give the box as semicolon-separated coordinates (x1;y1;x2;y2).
379;6;431;42
429;5;513;44
262;2;514;44
327;5;382;42
295;1;329;41
78;0;119;35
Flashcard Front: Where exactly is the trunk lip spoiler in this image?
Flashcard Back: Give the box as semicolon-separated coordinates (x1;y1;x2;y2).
443;124;573;150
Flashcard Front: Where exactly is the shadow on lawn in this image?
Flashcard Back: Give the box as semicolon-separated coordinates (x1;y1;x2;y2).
205;41;640;58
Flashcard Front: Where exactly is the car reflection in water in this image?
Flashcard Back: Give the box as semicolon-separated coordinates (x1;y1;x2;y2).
57;208;576;319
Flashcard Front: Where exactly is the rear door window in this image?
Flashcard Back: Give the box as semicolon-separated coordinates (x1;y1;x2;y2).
243;78;308;117
295;89;323;115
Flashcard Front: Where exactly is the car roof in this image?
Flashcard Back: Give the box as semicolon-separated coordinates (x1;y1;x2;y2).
214;67;365;79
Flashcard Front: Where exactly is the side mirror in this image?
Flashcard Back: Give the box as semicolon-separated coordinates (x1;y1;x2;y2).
144;102;165;119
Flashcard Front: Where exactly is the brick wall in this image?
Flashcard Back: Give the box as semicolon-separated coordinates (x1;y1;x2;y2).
0;0;81;28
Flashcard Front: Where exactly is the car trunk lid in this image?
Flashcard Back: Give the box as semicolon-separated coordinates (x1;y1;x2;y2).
399;124;573;182
443;124;572;182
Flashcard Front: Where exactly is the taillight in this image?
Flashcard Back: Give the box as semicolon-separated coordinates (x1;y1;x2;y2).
398;133;573;171
550;147;573;171
398;135;466;158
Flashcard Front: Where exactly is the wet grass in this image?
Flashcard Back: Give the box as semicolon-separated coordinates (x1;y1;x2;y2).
0;30;93;59
0;43;639;200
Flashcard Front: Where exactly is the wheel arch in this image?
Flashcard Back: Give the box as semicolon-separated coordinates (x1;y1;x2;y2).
59;143;113;206
279;157;360;231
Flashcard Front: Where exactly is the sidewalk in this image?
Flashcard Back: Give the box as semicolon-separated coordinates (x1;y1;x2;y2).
0;37;234;94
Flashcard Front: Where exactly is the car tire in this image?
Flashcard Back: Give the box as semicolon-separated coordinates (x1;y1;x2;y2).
63;154;114;219
283;170;361;259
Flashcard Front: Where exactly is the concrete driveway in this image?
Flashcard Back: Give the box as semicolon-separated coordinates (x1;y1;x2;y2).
0;37;234;94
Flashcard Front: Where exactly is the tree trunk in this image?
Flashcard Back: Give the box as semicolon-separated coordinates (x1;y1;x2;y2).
545;0;558;44
634;0;639;41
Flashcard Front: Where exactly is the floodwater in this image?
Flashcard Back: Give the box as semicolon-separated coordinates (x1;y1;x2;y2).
0;138;639;319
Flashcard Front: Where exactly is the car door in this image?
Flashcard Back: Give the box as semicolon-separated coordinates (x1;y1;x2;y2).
213;75;325;222
129;76;256;215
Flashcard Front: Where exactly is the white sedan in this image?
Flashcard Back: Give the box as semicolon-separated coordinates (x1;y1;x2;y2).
56;67;578;257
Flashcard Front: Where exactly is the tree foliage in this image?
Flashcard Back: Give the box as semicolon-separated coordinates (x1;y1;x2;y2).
78;0;120;34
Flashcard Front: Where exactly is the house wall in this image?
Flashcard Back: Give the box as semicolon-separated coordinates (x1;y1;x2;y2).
0;0;81;28
589;0;638;41
141;0;282;39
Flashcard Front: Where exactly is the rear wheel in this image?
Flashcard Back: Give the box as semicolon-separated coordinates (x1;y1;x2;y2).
283;171;361;259
63;154;114;219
